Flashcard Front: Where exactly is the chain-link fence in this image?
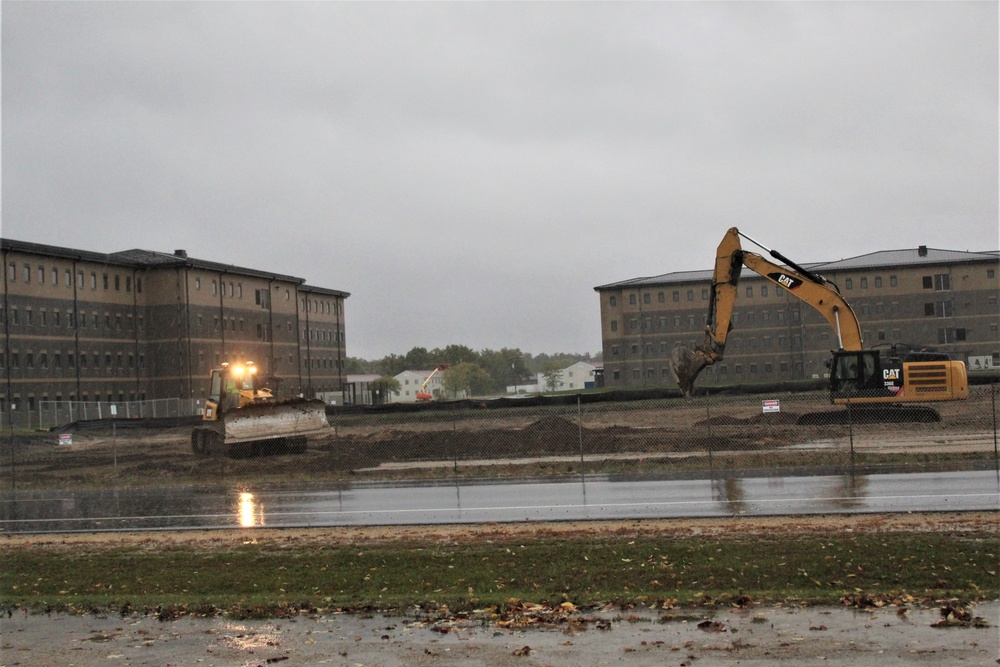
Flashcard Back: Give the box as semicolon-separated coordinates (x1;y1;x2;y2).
2;398;200;431
1;385;996;493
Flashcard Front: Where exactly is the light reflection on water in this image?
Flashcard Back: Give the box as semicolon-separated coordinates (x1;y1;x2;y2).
238;492;265;527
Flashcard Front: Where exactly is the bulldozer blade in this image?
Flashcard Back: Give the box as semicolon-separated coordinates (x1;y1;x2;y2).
669;346;708;397
222;398;330;444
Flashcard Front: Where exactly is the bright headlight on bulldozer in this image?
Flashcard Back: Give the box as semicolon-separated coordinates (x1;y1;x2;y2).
232;364;246;376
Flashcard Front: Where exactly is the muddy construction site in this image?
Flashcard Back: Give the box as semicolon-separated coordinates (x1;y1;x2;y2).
3;388;995;490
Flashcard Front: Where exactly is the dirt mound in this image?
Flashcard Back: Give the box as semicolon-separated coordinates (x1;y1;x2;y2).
521;415;581;438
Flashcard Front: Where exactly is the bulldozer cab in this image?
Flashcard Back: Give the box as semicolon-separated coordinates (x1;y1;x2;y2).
205;363;268;418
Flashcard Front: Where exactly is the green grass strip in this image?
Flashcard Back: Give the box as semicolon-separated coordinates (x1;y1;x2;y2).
2;530;995;618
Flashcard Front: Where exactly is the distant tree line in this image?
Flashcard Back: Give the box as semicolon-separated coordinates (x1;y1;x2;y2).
345;346;601;396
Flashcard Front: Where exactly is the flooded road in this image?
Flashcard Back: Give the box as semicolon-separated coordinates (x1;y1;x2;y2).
2;469;998;533
3;602;997;666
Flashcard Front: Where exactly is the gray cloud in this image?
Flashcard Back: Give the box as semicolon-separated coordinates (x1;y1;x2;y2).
2;2;996;358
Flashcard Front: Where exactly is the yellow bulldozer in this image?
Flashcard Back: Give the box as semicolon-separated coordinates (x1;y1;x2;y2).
191;361;330;457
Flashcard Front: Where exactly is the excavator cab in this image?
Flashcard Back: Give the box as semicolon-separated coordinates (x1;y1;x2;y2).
829;350;892;398
829;348;967;407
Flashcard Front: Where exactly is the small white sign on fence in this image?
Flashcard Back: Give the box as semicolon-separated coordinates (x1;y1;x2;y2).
762;399;780;414
58;434;73;446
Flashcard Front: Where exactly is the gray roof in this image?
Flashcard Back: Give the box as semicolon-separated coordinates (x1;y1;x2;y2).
595;246;998;291
811;247;997;271
1;238;348;293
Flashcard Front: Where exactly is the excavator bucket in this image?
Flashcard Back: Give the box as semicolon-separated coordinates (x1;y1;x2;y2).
668;346;708;397
220;398;330;444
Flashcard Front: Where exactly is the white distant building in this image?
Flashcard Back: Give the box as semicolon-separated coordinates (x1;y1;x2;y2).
392;369;447;403
536;361;602;392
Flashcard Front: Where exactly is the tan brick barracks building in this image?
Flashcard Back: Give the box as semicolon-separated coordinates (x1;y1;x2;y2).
596;245;999;389
1;239;348;417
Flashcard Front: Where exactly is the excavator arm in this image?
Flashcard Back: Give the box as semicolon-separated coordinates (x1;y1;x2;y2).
669;227;864;396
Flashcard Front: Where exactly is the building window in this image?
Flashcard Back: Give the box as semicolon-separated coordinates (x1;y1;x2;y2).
609;295;617;307
860;277;868;289
988;269;996;279
90;272;97;289
7;262;15;281
658;292;665;303
926;301;953;317
102;273;109;290
702;288;709;300
760;285;768;297
924;274;951;290
745;286;753;297
672;291;679;302
125;276;132;292
611;345;619;356
629;294;636;305
874;276;883;288
38;266;46;283
845;278;853;289
890;275;898;287
643;293;650;304
687;290;694;301
114;275;121;291
23;264;31;282
610;320;618;332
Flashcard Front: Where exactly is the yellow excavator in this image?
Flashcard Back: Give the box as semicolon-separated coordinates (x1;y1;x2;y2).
191;361;331;456
669;228;968;420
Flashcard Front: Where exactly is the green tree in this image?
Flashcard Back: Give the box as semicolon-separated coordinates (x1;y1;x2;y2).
540;360;564;392
369;375;401;405
479;348;530;392
443;362;494;398
433;344;479;367
403;347;433;370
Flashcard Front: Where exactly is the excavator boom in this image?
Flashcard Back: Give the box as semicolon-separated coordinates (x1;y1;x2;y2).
669;227;862;396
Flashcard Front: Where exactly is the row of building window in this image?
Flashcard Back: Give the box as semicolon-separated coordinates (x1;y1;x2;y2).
2;307;143;332
1;349;145;371
611;361;806;382
609;327;977;358
611;298;982;334
7;262;143;293
609;272;992;309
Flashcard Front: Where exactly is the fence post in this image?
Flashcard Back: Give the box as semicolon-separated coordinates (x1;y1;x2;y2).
577;396;585;472
992;383;998;478
847;398;855;472
705;391;713;471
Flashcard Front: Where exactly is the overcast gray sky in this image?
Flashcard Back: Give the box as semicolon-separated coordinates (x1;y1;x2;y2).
2;2;997;360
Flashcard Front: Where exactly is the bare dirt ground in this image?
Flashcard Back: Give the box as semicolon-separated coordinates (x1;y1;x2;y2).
9;387;996;489
2;513;998;666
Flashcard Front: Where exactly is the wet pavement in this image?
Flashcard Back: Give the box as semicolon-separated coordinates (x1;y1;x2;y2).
2;602;997;666
2;469;998;533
